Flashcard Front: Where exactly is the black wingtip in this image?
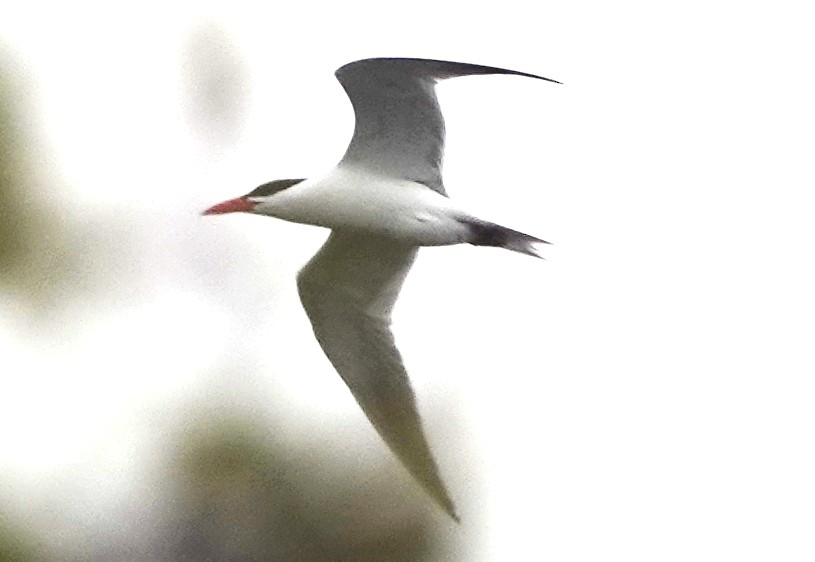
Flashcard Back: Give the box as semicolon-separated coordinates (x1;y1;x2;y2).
338;57;562;86
507;71;561;85
436;498;461;523
427;480;461;523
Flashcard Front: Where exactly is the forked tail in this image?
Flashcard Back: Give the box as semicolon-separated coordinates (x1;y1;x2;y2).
464;218;551;258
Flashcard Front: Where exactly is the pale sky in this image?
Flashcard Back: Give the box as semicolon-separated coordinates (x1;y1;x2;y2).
2;1;814;560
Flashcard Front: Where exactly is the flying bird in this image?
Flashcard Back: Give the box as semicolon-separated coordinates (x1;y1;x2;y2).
203;57;559;521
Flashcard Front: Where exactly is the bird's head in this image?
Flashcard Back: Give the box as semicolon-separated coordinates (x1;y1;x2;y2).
202;178;306;216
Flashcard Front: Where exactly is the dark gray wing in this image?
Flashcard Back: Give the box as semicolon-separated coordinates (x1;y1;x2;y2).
335;57;560;195
297;232;458;521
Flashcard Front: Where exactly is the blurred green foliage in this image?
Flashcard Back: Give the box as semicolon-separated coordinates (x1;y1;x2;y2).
0;513;41;562
0;47;124;322
0;47;38;285
0;48;81;316
167;412;450;562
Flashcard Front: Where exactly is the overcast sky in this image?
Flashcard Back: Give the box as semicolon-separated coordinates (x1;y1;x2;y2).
2;1;814;560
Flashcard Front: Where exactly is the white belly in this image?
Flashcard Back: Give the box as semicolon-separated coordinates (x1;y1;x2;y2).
257;166;473;246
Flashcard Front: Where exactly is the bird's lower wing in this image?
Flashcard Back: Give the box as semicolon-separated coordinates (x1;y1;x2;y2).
297;232;458;520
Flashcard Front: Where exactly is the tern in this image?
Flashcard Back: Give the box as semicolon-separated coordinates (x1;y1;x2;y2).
204;58;558;521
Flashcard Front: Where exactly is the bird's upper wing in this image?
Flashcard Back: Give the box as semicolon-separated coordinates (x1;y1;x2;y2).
335;57;560;195
297;232;458;520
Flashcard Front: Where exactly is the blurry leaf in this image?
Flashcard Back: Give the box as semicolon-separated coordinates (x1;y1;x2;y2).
182;23;248;148
0;46;40;284
0;47;139;325
0;509;43;562
166;411;451;562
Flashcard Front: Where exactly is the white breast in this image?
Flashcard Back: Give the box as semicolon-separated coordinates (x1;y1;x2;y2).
256;165;473;246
